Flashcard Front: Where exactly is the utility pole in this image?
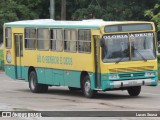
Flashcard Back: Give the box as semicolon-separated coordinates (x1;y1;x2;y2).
61;0;66;20
50;0;55;19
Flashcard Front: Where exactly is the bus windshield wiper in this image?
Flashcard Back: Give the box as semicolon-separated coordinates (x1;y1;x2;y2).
115;55;125;64
133;47;147;62
115;48;126;64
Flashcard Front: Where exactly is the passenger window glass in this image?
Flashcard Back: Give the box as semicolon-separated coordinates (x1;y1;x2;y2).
64;29;77;52
5;27;12;48
25;28;36;49
50;29;63;51
78;30;91;53
37;29;49;50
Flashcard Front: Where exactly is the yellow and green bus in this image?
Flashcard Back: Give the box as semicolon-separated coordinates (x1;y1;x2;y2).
3;19;158;98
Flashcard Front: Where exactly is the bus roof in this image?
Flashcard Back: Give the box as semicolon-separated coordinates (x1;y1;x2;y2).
4;19;153;29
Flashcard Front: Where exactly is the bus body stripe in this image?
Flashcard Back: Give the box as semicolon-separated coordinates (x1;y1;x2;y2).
4;65;158;90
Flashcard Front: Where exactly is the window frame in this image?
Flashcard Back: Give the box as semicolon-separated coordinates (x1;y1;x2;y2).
64;29;77;52
50;28;64;52
24;28;37;50
78;29;91;53
37;28;50;50
5;27;12;49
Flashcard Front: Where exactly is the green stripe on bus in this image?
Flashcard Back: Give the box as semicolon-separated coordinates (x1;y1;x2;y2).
4;65;96;89
4;65;158;90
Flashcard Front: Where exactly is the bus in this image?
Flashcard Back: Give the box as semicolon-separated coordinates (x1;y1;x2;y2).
3;19;158;98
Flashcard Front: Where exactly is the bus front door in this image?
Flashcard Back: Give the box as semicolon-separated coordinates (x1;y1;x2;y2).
14;34;23;79
94;36;101;88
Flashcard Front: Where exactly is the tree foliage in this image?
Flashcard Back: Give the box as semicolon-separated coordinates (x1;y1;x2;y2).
72;0;157;21
145;1;160;40
145;3;160;31
0;0;49;42
0;0;160;42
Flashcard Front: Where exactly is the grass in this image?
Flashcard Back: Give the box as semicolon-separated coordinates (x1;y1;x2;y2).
158;63;160;80
158;55;160;80
0;49;3;61
0;49;4;70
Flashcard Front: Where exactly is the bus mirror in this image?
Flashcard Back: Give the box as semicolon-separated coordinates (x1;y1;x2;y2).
100;39;105;47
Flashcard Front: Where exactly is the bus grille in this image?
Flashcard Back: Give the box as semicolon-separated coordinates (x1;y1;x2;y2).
119;72;145;78
109;66;154;73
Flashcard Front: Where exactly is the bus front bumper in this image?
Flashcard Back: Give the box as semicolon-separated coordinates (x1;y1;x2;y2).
111;79;157;88
101;78;158;90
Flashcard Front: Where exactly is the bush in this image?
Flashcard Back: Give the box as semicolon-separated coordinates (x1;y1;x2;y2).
157;55;160;63
0;50;4;70
0;49;3;61
158;47;160;54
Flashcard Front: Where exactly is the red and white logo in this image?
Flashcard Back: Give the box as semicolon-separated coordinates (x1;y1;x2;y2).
6;50;12;63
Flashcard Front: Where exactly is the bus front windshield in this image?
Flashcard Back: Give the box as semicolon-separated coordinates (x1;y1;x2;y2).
102;33;156;63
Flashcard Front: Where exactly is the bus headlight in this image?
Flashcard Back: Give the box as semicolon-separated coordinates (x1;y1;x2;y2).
145;72;155;77
109;74;119;79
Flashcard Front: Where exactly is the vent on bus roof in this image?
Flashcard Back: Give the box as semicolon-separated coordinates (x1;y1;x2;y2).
109;66;154;73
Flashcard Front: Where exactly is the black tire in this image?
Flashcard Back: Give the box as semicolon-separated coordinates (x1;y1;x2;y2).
68;87;81;91
127;86;141;96
82;75;97;98
29;71;48;93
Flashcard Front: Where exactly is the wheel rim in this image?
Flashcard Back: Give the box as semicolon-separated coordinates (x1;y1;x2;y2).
84;80;91;96
30;76;36;90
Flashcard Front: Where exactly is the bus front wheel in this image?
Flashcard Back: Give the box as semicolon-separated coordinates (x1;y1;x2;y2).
127;86;141;96
82;76;97;98
29;71;48;93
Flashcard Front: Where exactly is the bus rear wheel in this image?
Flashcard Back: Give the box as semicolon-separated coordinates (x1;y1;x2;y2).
82;75;97;98
29;71;48;93
127;86;141;96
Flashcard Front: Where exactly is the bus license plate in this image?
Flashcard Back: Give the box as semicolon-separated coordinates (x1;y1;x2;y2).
128;81;137;85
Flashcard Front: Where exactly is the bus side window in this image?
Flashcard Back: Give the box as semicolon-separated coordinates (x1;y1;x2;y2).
78;30;91;53
37;28;49;50
50;29;63;51
25;28;36;49
50;29;56;51
5;27;12;48
64;29;77;52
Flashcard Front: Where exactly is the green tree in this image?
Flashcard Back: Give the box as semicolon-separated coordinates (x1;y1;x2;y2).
72;0;157;21
0;0;48;43
0;0;25;42
0;0;160;43
16;0;50;19
145;3;160;25
145;3;160;40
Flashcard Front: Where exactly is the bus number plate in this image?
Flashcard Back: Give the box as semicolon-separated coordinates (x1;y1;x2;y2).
128;81;137;85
